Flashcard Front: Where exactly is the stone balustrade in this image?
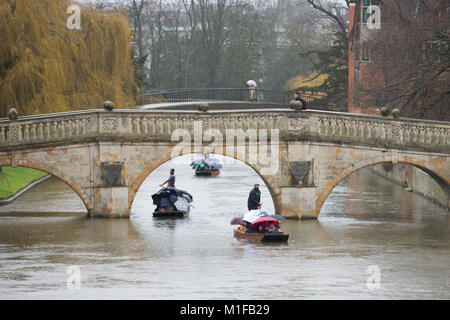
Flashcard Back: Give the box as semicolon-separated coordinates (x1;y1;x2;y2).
293;112;449;148
0;109;448;152
125;112;286;136
0;111;95;146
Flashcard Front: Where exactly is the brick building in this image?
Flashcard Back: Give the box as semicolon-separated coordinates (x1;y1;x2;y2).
347;0;448;116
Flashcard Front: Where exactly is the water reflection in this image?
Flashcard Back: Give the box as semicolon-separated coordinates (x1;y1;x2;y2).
0;156;448;299
0;176;86;213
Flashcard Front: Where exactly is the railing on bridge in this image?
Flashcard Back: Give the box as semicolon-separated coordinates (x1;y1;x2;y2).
0;109;448;153
140;88;326;107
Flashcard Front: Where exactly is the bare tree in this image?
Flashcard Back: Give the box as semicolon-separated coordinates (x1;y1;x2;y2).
363;0;449;120
306;0;349;33
182;0;255;86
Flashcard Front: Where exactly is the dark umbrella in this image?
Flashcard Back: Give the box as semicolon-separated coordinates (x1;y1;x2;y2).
268;214;286;221
230;216;244;225
190;159;203;165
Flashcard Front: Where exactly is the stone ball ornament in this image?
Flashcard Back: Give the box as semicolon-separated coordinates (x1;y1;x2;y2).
380;107;390;117
104;100;115;111
289;100;303;110
197;103;209;113
8;108;18;120
392;108;401;118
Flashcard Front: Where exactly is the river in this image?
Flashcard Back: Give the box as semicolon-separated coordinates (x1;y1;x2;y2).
0;154;448;299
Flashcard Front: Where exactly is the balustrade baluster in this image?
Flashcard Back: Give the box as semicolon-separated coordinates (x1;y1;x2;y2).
330;119;337;136
24;125;30;141
141;118;148;134
80;119;87;136
60;122;65;138
73;119;79;136
0;128;5;143
127;117;133;134
51;122;58;138
45;122;51;138
379;123;386;140
157;118;164;133
147;118;155;134
31;124;37;140
66;120;73;137
189;118;195;134
418;127;425;144
371;123;377;138
37;123;44;139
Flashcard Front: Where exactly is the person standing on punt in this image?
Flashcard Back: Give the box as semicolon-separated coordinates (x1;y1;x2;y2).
247;183;262;211
160;168;176;188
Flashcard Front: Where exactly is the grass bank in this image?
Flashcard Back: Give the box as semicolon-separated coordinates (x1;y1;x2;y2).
0;167;48;200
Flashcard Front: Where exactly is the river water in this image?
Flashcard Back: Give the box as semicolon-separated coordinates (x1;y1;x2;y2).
0;154;448;299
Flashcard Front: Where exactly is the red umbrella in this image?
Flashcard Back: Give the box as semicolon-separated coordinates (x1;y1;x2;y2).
251;217;279;230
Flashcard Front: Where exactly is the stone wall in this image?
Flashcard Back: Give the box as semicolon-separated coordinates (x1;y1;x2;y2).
370;163;449;209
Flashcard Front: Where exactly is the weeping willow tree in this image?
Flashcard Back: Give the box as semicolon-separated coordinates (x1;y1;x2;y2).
0;0;136;117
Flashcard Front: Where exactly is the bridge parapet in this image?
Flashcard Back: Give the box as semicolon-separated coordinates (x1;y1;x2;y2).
0;109;448;153
287;111;449;153
0;111;98;147
126;110;287;138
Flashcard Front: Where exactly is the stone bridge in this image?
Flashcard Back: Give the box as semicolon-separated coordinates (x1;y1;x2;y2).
0;106;448;218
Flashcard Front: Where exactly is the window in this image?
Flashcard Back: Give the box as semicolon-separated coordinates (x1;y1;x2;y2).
362;44;371;62
363;0;380;23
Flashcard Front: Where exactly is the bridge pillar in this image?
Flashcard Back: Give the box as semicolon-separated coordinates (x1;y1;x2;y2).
89;187;130;218
279;150;319;219
280;186;318;219
88;143;131;218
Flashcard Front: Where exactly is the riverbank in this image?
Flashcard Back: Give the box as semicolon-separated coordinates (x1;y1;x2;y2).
0;167;48;202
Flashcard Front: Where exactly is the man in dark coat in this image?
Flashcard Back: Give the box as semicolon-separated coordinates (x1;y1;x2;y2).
247;183;262;211
294;91;307;110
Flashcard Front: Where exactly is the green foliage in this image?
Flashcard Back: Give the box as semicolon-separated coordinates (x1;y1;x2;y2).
0;167;47;200
295;31;348;110
0;0;136;117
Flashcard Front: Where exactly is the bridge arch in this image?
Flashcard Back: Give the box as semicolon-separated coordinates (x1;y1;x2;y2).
128;150;281;214
0;159;91;213
315;154;450;217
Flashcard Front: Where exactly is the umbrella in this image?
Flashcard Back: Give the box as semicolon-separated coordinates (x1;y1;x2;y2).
174;197;190;211
243;210;268;223
230;216;244;225
246;80;257;87
204;158;223;169
190;159;203;166
268;214;286;221
250;217;279;230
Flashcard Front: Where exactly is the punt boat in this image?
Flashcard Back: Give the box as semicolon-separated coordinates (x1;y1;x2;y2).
233;230;289;242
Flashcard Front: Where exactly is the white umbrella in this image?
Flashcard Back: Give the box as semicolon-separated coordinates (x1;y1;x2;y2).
246;80;257;87
243;210;268;223
174;197;190;211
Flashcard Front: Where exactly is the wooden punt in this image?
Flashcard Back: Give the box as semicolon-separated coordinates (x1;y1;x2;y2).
233;230;289;242
153;209;190;218
195;169;220;177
